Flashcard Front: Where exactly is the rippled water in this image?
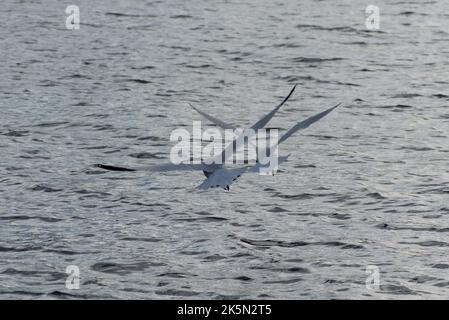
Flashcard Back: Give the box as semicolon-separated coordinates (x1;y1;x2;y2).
1;0;449;299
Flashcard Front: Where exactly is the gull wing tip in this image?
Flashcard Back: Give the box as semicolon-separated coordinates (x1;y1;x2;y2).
188;103;198;111
95;164;136;172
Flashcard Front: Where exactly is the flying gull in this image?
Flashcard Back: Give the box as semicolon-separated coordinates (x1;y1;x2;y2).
96;85;340;191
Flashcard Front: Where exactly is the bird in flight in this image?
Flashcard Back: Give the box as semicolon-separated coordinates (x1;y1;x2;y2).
96;85;340;191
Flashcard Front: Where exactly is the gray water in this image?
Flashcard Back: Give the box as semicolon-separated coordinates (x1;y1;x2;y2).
1;0;449;299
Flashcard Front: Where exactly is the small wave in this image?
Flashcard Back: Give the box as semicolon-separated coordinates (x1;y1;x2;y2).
0;215;32;221
120;237;162;243
158;272;195;278
269;267;310;274
376;223;449;233
267;206;289;213
92;124;115;131
118;78;152;84
293;164;317;168
295;24;359;34
42;249;88;255
38;80;60;87
128;152;164;159
291;57;344;64
0;291;42;297
105;12;157;18
170;14;193;19
2;130;29;137
185;64;212;69
79;23;103;28
430;93;449;99
432;264;449;269
146;114;167;118
329;213;351;220
30;185;63;193
73;102;94;107
397;11;428;16
131;66;155;70
398;146;434;152
339;41;368;46
240;238;363;249
272;193;314;200
366;192;387;200
410;275;438;284
91;261;164;275
273;43;302;48
399;241;449;247
155;289;199;297
1;268;65;281
380;284;416;295
174;216;228;222
377;104;413;110
33;121;70;128
434;281;449;288
392;93;422;98
264;278;303;284
0;245;41;252
233;276;253;281
47;290;106;299
203;254;227;262
59;74;92;80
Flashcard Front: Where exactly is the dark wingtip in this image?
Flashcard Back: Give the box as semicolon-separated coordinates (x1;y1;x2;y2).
291;84;297;93
289;84;297;95
95;164;135;172
189;103;201;113
278;84;297;107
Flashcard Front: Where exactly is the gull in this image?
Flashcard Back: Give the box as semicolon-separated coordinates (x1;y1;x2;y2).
96;85;340;191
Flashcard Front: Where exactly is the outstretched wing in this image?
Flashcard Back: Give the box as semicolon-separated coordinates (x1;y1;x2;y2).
189;104;235;129
190;84;296;131
196;167;248;190
96;162;216;172
213;85;297;163
251;103;340;174
277;103;340;145
250;84;297;130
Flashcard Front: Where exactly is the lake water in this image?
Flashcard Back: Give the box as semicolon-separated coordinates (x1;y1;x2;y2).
1;0;449;299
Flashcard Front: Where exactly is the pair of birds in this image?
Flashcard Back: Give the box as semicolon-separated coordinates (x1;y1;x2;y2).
96;85;340;191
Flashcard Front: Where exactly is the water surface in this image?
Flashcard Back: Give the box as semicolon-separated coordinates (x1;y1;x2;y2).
1;0;449;299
